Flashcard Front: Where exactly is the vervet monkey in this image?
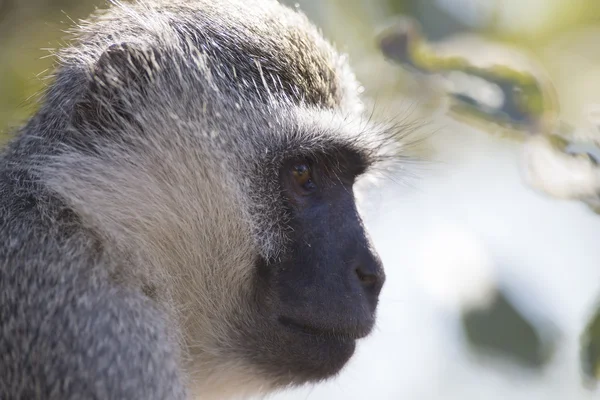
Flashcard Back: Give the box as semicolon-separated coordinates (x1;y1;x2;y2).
0;0;399;399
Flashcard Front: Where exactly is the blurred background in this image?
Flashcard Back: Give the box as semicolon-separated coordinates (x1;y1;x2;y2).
3;0;600;399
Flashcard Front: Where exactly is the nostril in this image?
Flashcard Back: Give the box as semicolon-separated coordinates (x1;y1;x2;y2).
355;267;378;287
351;247;385;296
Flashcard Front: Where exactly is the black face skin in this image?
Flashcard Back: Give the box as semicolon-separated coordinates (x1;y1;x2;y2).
244;147;386;385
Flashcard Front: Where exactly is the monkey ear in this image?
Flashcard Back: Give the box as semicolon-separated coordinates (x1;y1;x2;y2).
75;42;162;129
89;42;162;96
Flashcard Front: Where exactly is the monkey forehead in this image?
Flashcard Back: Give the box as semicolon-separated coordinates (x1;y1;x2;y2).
281;106;391;159
192;101;393;168
60;0;361;113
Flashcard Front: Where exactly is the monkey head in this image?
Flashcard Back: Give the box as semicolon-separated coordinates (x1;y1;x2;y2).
40;0;399;395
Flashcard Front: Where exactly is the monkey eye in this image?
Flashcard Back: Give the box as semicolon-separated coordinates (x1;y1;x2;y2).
291;162;317;193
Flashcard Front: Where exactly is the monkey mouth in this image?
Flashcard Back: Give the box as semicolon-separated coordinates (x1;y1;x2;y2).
277;316;372;340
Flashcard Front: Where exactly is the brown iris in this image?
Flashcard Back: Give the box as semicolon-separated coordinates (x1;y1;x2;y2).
291;162;316;193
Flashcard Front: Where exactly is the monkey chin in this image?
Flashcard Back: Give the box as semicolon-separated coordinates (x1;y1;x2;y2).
283;333;358;384
271;329;358;387
238;313;374;388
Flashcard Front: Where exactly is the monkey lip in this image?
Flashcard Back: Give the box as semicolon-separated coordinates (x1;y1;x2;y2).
277;316;373;340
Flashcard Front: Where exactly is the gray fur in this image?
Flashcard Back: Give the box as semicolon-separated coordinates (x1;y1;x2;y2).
0;0;398;399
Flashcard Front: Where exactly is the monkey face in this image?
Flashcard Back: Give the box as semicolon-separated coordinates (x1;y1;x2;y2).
235;145;386;386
